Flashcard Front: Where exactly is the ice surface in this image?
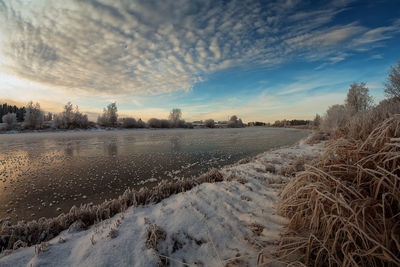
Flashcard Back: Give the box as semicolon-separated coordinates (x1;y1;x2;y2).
0;141;324;266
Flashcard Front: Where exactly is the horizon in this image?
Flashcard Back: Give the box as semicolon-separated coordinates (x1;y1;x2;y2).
1;0;400;122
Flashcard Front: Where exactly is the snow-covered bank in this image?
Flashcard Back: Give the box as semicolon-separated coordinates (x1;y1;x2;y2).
0;141;324;266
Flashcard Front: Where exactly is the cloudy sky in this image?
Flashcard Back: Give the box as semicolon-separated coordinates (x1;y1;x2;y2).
0;0;399;122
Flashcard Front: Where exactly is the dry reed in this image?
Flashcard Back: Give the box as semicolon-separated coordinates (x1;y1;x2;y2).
278;115;400;266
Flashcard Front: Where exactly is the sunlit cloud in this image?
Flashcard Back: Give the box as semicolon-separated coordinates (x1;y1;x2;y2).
1;0;398;96
0;0;399;122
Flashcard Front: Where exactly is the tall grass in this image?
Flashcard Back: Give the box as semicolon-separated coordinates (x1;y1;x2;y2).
278;115;400;266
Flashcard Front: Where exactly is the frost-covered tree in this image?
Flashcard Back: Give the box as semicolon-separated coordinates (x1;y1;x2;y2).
44;112;53;121
2;113;17;129
204;119;215;128
55;102;88;129
64;102;74;125
148;118;161;128
147;118;171;128
169;108;182;127
161;119;171;128
384;60;400;99
121;117;137;128
313;114;321;127
137;118;146;128
98;102;118;127
321;104;349;132
72;108;89;128
227;115;244;128
24;101;43;129
345;82;373;115
107;102;118;126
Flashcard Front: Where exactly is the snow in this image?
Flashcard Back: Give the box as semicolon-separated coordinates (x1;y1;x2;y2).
0;142;324;266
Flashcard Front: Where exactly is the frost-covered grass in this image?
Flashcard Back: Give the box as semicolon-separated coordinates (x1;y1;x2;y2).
0;138;324;266
278;116;400;266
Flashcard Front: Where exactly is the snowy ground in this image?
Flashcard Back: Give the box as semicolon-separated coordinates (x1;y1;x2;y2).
0;141;324;267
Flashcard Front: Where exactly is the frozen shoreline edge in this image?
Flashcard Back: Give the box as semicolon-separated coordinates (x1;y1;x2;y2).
0;133;325;266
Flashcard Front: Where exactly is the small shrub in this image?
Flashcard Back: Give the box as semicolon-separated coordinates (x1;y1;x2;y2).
145;222;166;251
320;104;349;135
227;115;244;128
160;119;171;128
304;131;329;145
121;117;137;128
148;118;161;128
107;228;118;239
204;119;215;128
249;222;264;236
2;113;17;130
137;119;146;128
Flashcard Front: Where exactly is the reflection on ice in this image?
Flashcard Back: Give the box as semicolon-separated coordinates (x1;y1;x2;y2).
0;127;308;222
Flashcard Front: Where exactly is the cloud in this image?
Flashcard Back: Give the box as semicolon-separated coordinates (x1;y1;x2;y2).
186;91;346;123
0;0;398;96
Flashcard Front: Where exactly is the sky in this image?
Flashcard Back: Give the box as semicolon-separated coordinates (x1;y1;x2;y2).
0;0;399;122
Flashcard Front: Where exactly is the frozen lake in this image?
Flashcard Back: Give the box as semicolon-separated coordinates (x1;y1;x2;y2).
0;127;309;222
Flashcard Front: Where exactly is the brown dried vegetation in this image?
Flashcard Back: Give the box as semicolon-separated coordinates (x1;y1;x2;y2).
278;116;400;266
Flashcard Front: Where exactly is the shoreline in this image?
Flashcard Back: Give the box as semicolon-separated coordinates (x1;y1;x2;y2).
0;135;324;266
0;125;308;135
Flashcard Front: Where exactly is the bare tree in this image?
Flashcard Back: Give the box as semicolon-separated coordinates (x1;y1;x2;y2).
24;101;43;129
345;82;373;114
384;60;400;99
168;108;182;127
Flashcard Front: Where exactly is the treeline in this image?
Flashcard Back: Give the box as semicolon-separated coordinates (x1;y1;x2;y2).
0;103;26;123
98;106;194;129
0;101;91;131
192;115;245;128
145;108;193;128
1;101;45;130
1;100;247;131
318;60;400;138
272;119;312;127
247;121;269;126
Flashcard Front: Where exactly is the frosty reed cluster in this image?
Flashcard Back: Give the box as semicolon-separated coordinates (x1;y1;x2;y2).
278;115;400;266
0;169;223;251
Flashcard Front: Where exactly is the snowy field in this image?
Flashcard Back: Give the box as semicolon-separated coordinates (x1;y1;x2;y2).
0;140;324;266
0;127;308;222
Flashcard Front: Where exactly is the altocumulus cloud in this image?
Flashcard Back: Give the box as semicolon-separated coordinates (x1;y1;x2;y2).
0;0;399;95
